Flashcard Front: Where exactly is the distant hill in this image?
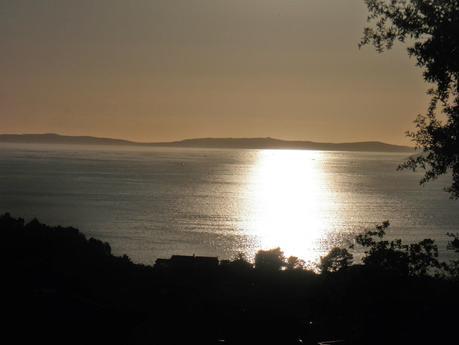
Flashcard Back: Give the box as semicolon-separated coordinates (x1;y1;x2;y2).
0;133;133;146
0;133;413;152
160;137;413;152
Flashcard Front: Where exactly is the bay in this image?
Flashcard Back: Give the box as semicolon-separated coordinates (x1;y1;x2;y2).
1;143;457;265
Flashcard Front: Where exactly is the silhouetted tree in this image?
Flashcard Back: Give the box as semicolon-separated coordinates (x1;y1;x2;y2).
361;0;459;198
229;252;253;270
319;247;353;273
353;221;441;276
3;213;459;345
447;232;459;253
445;232;459;278
254;247;286;271
286;256;306;270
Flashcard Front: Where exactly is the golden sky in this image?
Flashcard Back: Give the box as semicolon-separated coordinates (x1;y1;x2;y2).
0;0;427;144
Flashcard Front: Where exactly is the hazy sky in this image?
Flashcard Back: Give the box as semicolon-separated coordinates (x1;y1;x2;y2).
1;0;428;144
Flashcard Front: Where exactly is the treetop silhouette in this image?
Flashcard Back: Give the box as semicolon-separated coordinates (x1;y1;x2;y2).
361;0;459;197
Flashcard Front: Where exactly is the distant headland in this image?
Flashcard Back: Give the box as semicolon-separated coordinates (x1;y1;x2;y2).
0;133;413;152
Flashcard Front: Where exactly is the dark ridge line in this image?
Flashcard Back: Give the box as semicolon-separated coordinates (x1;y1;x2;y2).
0;133;414;152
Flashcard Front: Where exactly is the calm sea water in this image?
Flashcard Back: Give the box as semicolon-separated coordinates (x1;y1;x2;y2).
1;143;458;265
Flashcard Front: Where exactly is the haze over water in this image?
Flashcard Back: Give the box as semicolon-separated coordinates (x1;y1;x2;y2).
1;143;458;265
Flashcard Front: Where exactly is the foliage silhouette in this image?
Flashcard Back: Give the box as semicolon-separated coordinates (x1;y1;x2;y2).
2;213;459;345
226;252;254;271
319;248;353;273
361;0;459;197
352;221;441;276
286;255;306;270
254;247;286;271
445;232;459;278
447;232;459;252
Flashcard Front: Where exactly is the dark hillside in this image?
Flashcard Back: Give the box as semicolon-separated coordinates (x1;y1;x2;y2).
1;213;456;345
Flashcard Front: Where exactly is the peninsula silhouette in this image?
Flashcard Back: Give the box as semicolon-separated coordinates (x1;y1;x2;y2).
0;133;413;152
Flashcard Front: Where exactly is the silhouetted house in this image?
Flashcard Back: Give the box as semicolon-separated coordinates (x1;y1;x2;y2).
170;255;197;268
154;258;170;268
154;255;219;271
194;255;219;269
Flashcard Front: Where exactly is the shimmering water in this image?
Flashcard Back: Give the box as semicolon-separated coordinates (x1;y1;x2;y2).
1;143;458;265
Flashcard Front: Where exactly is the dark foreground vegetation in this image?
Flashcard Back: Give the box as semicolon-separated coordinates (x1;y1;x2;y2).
2;213;458;345
361;0;459;198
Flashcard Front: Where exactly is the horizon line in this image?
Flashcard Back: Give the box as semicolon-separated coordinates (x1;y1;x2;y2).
0;132;412;148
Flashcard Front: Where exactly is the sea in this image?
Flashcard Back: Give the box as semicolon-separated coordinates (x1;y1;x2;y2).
1;143;458;266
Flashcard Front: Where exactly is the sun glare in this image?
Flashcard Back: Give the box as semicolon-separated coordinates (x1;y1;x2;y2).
245;150;334;263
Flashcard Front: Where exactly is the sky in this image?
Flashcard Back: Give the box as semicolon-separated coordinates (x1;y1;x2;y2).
0;0;428;144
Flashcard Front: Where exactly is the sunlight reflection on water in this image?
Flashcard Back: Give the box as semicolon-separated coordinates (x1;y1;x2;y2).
1;144;458;265
244;150;341;263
